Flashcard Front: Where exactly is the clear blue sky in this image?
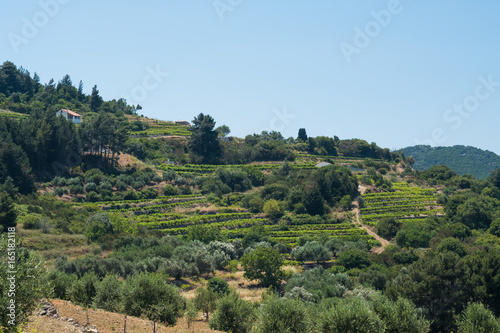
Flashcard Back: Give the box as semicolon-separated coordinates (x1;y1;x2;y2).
2;0;500;154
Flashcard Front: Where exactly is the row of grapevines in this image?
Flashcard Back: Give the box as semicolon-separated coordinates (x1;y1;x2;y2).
139;212;254;229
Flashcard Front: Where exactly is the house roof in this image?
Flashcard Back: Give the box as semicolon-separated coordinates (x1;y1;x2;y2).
58;109;81;117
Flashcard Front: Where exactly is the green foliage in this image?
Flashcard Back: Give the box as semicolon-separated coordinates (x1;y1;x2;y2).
489;218;500;237
209;292;255;333
284;267;352;302
68;271;99;308
445;193;493;229
189;113;221;164
93;275;123;312
297;128;307;141
194;287;218;321
303;185;325;215
253;296;309;333
185;300;198;329
187;224;222;244
371;296;430;333
457;302;500;333
263;199;284;220
85;213;114;243
403;145;500;179
215;124;231;137
450;222;472;239
377;218;400;240
0;238;49;331
337;249;370;269
318;297;384;333
48;270;75;300
292;241;332;263
0;193;17;232
123;272;186;326
387;251;467;332
207;278;229;296
437;237;467;257
241;246;284;288
490;168;500;188
396;222;431;248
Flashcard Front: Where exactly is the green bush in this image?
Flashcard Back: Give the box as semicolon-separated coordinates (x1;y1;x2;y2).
163;184;179;196
209;292;255;333
86;213;114;243
263;199;284;220
337;249;370;270
123;272;186;326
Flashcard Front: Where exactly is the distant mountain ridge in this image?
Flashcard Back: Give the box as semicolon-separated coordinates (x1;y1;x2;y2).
401;145;500;179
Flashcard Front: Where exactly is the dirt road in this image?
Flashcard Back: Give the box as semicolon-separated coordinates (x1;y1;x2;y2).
352;186;391;254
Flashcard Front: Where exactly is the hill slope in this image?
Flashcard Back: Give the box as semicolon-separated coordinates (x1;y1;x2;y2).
402;145;500;179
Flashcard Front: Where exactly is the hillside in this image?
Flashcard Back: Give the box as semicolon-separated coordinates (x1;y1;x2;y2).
402;145;500;179
2;61;500;333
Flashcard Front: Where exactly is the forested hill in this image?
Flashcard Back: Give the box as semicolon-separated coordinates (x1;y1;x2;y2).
402;145;500;179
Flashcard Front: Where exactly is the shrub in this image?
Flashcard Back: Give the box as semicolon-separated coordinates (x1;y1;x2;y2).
436;237;467;257
84;182;97;193
337;249;370;269
253;296;308;333
67;272;99;308
116;181;128;191
69;185;84;195
263;199;284;220
85;191;100;203
457;302;500;333
377;218;400;240
207;278;229;296
48;270;75;300
318;297;384;333
163;184;179;196
93;275;123;312
209;292;255;333
123;272;186;326
86;213;114;243
292;241;332;263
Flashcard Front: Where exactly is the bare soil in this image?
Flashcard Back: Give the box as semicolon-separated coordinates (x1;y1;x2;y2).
352;185;391;254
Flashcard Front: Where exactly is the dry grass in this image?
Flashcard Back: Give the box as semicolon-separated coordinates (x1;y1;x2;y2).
116;152;149;170
24;314;82;333
23;299;221;333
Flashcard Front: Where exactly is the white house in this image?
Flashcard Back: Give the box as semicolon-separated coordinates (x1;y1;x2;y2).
56;108;82;124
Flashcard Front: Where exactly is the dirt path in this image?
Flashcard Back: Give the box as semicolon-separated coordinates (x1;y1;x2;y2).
352;186;391;254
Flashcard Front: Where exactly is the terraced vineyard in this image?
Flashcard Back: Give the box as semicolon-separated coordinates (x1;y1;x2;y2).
158;163;317;174
360;183;443;226
129;122;192;136
81;191;376;247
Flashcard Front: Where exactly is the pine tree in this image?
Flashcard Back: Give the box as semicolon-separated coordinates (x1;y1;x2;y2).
89;85;103;112
77;80;85;102
298;128;307;141
188;113;221;164
0;192;17;232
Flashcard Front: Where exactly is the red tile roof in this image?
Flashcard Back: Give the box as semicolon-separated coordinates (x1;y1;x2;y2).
58;109;82;117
